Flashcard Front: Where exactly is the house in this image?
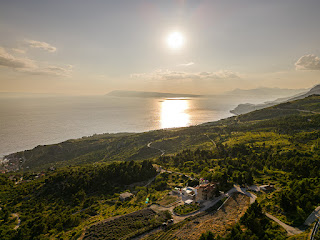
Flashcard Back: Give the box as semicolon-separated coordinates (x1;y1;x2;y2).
195;183;216;202
119;192;133;201
181;187;197;200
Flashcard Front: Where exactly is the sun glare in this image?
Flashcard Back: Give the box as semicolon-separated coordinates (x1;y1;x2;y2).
161;99;190;128
167;32;184;49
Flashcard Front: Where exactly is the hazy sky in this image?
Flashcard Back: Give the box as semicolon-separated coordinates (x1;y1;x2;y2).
0;0;320;95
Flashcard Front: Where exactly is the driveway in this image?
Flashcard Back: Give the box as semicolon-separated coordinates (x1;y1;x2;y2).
265;213;303;236
305;206;320;226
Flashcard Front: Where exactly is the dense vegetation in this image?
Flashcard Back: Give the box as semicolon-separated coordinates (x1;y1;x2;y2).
174;203;200;215
1;95;320;239
0;160;157;239
199;202;287;240
84;208;170;240
5;95;320;172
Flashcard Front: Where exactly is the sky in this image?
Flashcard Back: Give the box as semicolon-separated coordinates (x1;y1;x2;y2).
0;0;320;95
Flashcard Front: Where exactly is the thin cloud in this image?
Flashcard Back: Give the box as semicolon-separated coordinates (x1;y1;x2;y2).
0;47;35;68
177;62;194;67
25;39;57;53
23;65;73;77
295;54;320;70
11;48;26;54
0;47;71;77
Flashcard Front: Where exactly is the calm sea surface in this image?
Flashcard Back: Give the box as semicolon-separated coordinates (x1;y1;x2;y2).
0;95;269;157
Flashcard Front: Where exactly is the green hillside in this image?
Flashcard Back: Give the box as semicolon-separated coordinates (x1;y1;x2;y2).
4;95;320;172
1;95;320;239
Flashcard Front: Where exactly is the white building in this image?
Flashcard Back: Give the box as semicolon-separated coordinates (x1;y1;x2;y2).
181;187;197;203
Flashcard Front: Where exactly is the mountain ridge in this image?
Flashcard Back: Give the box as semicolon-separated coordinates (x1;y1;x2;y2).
231;84;320;115
3;94;320;172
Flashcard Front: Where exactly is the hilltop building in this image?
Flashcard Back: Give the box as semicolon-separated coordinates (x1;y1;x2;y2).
195;183;216;202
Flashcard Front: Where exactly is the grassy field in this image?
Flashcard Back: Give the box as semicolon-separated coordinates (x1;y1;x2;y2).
156;195;179;206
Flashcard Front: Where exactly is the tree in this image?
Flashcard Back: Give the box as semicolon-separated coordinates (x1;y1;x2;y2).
199;231;215;240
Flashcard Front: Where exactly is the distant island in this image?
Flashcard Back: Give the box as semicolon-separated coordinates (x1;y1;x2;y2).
106;90;202;98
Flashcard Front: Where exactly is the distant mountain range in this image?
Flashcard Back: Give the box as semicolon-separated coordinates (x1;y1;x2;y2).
106;90;201;98
224;87;307;97
107;87;307;99
230;84;320;115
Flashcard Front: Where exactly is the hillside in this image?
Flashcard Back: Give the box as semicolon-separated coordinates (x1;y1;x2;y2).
230;84;320;115
1;95;320;239
225;87;306;97
3;95;320;172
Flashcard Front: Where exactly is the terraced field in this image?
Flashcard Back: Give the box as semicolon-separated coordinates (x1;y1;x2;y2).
84;208;169;240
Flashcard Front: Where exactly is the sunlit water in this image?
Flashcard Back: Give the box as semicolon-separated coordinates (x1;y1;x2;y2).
0;95;270;157
161;99;190;128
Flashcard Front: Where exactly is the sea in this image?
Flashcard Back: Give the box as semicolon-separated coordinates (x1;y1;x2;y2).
0;95;273;158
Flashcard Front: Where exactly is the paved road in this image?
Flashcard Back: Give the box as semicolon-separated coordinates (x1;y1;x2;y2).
231;185;257;204
233;185;306;236
265;213;303;236
305;206;320;226
310;219;320;240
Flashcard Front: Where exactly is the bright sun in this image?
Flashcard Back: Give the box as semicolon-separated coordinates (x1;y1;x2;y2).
167;32;184;49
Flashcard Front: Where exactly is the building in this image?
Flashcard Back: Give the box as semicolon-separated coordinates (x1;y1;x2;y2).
119;192;133;201
184;199;194;205
195;183;216;202
181;187;197;203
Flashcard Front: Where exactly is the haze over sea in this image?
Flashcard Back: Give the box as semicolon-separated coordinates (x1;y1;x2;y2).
0;94;274;157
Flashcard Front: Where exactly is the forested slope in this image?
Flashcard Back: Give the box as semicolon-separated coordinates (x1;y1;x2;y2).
4;95;320;172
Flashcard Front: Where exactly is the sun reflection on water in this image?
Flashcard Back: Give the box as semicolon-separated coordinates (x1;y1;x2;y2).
160;99;190;128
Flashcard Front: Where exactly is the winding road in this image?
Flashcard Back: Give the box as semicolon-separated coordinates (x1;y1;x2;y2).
12;213;21;230
147;142;165;156
265;213;303;236
204;134;216;148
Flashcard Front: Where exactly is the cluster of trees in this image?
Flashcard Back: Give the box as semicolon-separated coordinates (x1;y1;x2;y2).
279;178;320;223
43;160;156;198
174;204;200;215
0;160;157;239
152;173;168;191
199;231;216;240
158;122;320;225
158;147;255;190
159;131;320;183
236;202;286;240
199;203;286;240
